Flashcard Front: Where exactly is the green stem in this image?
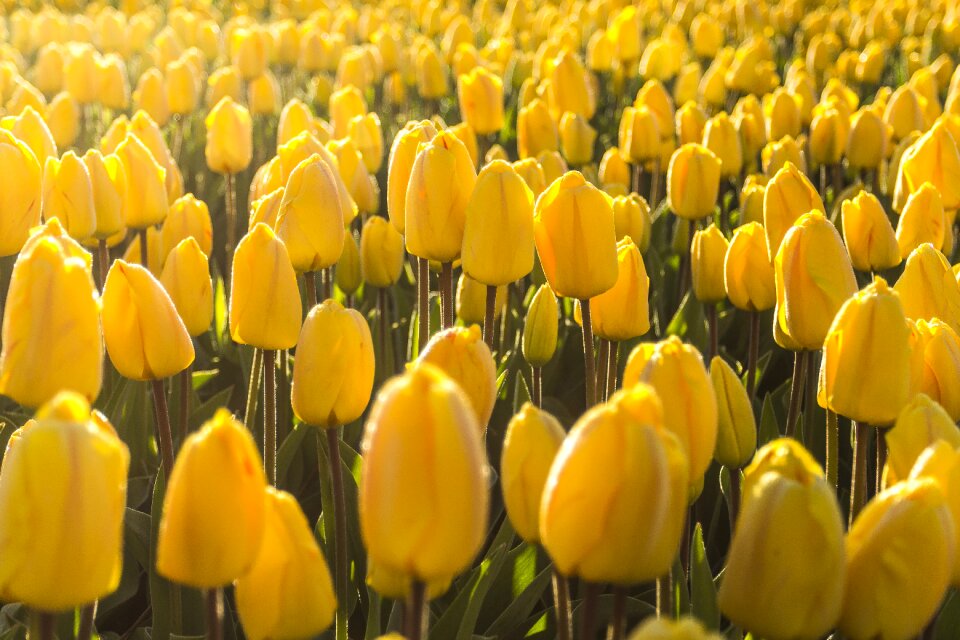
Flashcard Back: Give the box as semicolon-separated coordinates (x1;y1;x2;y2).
850;421;870;525
579;582;600;640
606;341;619;401
440;261;454;329
483;284;496;351
305;270;318;309
327;427;349;640
532;366;542;408
205;588;222;640
784;351;807;439
31;610;54;640
552;569;572;640
417;257;429;354
706;304;718;361
405;580;427;640
78;603;96;640
178;363;191;448
150;379;175;482
139;228;149;272
97;238;109;292
580;298;596;409
826;409;839;489
244;347;263;431
596;339;610;403
746;311;759;399
263;349;276;486
225;173;237;270
608;587;627;640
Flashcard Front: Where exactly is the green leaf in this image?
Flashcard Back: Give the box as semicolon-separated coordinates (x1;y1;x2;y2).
689;523;720;630
935;588;960;639
484;562;553;638
455;545;510;640
758;393;781;446
672;554;689;618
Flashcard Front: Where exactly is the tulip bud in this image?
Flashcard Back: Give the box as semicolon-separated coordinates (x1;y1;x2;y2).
538;150;568;185
404;130;478;263
205;96;252;175
676;101;707;146
166;58;199;116
231;27;268;80
764;89;803;141
559;111;597;166
0;392;128;610
41;151;96;241
1;106;58;167
619;106;661;164
386;121;438;233
360;216;404;288
277;99;315;147
541;384;688;583
336;232;362;296
517;99;559;160
710;356;757;469
97;54;130;111
840;478;954;640
102;260;194;381
886;394;960;486
277;133;357;224
841;190;902;272
501;403;565;543
45;92;79;150
157;409;267;588
897;119;960;210
275;155;346;273
599;147;631;189
0;130;42;257
115;133;168;230
545;51;595;120
456;275;507;325
534;171;618;300
417;326;497;428
162;193;213;261
0;239;102;408
884;85;926;142
349;112;384;173
667;143;722;220
912;319;960;421
21;218;93;271
133;67;170;127
691;223;729;304
360;364;488;582
160;238;213;338
612;194;652;252
327;137;379;215
809;105;849;166
719;439;844;640
846;107;887;170
909;441;960;585
724;222;776;312
416;46;448;101
457;67;504;136
330;86;367;140
897;182;947;258
629;616;723;639
763;162;825;259
206;67;242;108
83;150;126;241
235;488;336;640
229;224;303;351
703;112;743;178
894;243;960;334
583;237;651;341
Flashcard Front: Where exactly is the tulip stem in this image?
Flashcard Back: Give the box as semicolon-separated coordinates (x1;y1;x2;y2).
726;466;741;533
532;366;543;408
139;228;149;271
649;158;661;209
78;602;97;640
631;162;642;195
850;421;870;525
205;588;223;640
305;270;318;309
826;409;839;489
263;349;276;486
97;238;109;291
244;348;263;431
321;267;333;300
151;379;175;481
405;579;427;640
706;304;718;360
377;287;389;376
608;587;627;640
784;351;807;439
225;173;238;268
875;426;888;498
606;341;619;400
31;610;54;640
327;427;349;640
483;284;497;351
440;261;454;329
579;298;597;409
579;582;600;640
803;351;819;448
178;364;191;447
552;569;572;640
746;311;760;399
417;257;429;354
655;573;671;617
597;339;610;401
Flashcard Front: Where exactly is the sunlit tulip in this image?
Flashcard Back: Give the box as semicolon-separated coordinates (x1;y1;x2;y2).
417;326;497;428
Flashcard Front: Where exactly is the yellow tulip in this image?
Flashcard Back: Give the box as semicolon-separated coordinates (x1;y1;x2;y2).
83;150;126;241
894;243;960;334
457;66;504;136
585;236;651;341
275;154;346;273
522;284;559;367
691;223;729;304
205;96;253;175
41;151;96;241
896;182;947;257
711;356;757;469
763;162;825;260
724;222;776;312
841;190;902;272
417;326;497;428
667;143;722;220
114;133;168;230
0;129;43;257
386;120;438;233
912;319;960;421
159;237;213;338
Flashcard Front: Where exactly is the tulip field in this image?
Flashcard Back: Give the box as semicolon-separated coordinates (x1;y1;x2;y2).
7;0;960;639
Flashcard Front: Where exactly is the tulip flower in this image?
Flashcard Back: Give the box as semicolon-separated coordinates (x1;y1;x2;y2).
97;54;130;111
0;129;43;257
165;58;199;116
885;394;960;487
895;243;960;334
763;162;825;260
763;89;803;141
896;182;947;258
559;111;597;166
386;120;438;233
841;191;902;272
545;51;595;120
326;137;378;215
1;106;57;166
162;193;214;260
846;107;887;171
349;113;384;174
711;356;757;470
0;392;129;611
501;403;566;543
909;442;960;584
522;284;559;374
627;617;722;640
618;106;661;165
719;439;845;640
612;194;652;252
703;112;743;178
335;233;362;297
417;326;497;429
277;99;316;147
360;216;405;289
235;488;336;640
518;99;559;160
160;237;213;338
458;66;504;136
249;187;284;230
276;133;356;224
667;143;721;220
456;275;507;326
911;319;960;421
114;133;168;231
541;384;688;584
231;27;268;80
599;147;631;189
205;97;252;175
677;101;708;146
83;150;126;243
809;105;849;167
724;222;776;312
45;92;79;150
897;119;960;210
691;223;729;305
584;236;651;342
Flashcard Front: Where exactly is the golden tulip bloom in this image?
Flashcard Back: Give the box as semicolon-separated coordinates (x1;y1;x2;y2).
909;442;960;585
809;105;849;166
897;119;960;210
0;392;128;611
83;150;126;240
846;107;888;170
517;99;559;161
612;194;652;252
231;27;269;80
456;274;507;325
114;133;168;230
235;488;336;640
761;135;806;176
628;617;722;640
724;222;776;312
585;236;650;341
884;85;926;142
501;403;565;543
619;106;661;163
249;187;284;231
41;151;96;241
534;171;618;300
599;147;631;189
1;106;57;166
417;326;497;428
774;212;858;350
229;224;303;351
719;439;844;640
336;233;362;296
522;284;559;367
885;394;960;486
102;260;195;381
541;384;688;584
667;143;722;220
360;215;405;288
360;364;488;582
205;96;253;175
133;67;169;127
162;193;213;260
416;45;448;100
559;111;597;166
276;132;357;224
21;218;92;271
820;277;913;424
710;356;756;469
841;190;902;272
404;130;478;263
386;120;438;233
97;54;130;112
0;238;102;409
538;150;569;185
763;88;803;141
763;162;825;260
349;113;384;174
157;409;267;588
275;154;346;273
458;66;504;136
894;243;960;334
912;319;960;421
0;129;42;257
45;92;79;150
545;50;595;120
691;223;729;304
461;160;534;286
278;99;316;147
896;182;946;260
840;478;954;640
329;85;367;139
165;57;199;115
160;237;213;338
676;101;708;146
292;299;375;428
739;180;765;226
703;112;743;178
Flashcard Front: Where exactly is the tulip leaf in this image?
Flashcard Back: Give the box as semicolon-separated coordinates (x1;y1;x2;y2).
672;554;689;618
276;423;310;488
666;291;708;347
212;274;228;351
935;588;960;639
689;523;720;630
483;562;553;638
455;544;509;640
758;393;781;446
190;387;235;430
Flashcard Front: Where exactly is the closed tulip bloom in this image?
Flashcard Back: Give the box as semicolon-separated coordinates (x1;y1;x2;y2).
83;150;126;240
541;384;688;584
157;409;267;588
160;238;213;337
417;326;497;428
336;233;362;296
523;284;559;367
895;243;960;334
691;224;729;304
386;120;437;233
360;216;404;288
276;133;357;224
628;617;723;640
501;403;565;543
0;392;128;611
162;193;213;260
599;147;631;188
517;99;559;160
809;105;849;166
456;275;507;325
102;260;194;381
739;180;765;226
458;67;504;136
897;182;947;257
667;143;722;220
206;67;242;107
1;107;57;166
115;133;168;229
416;46;448;100
885;394;960;486
133;68;169;127
329;86;367;140
461;160;534;286
231;27;268;80
97;54;130;111
820;277;912;424
775;212;858;350
703;112;743;177
205;96;252;175
165;58;198;116
349;113;384;173
840;478;954;640
676;101;708;146
275;155;345;272
559;111;597;166
292;299;375;428
909;442;960;584
724;222;776;312
619;106;661;163
612;194;652;252
884;86;927;142
277;99;316;147
841;190;902;272
229;224;302;351
41;151;96;241
847;107;887;170
764;89;803;142
0;130;42;257
897;120;960;210
0;239;101;408
538;151;569;185
711;356;757;469
545;51;595;120
360;364;488;581
912;319;960;421
763;162;826;259
20;218;93;271
761;136;806;176
45;92;79;150
719;439;844;640
404;130;477;263
534;171;618;300
585;237;651;341
235;488;336;640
